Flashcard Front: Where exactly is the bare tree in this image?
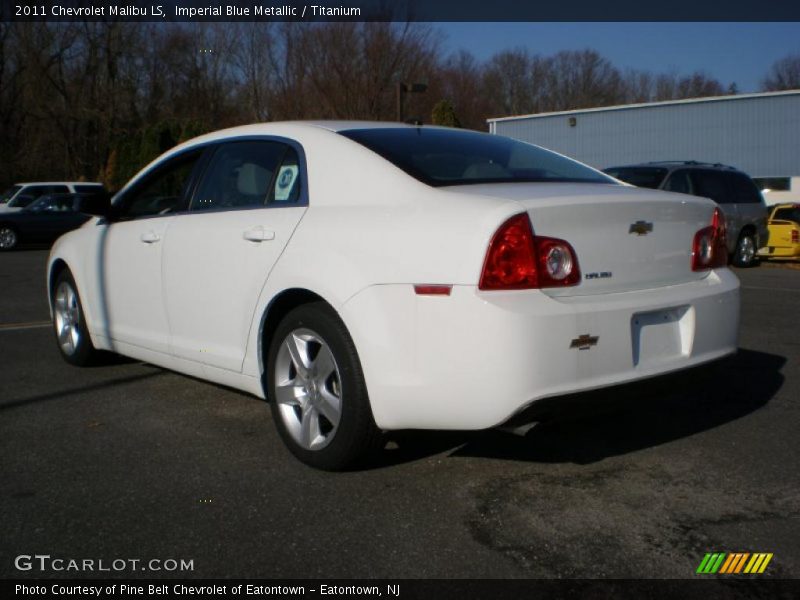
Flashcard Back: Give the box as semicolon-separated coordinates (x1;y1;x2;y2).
430;50;493;129
762;53;800;91
0;22;746;189
483;49;536;116
544;49;624;111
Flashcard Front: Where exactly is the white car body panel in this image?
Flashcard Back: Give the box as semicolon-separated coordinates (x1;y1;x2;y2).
341;271;738;430
162;206;306;372
48;121;740;432
104;217;174;353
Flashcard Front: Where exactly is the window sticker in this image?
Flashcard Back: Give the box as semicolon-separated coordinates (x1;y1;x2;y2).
274;165;298;201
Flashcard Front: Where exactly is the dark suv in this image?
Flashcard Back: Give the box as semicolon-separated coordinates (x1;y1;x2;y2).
604;162;768;267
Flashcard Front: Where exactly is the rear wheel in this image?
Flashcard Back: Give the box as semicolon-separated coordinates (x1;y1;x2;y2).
52;269;99;366
0;225;18;250
267;302;382;470
732;232;757;267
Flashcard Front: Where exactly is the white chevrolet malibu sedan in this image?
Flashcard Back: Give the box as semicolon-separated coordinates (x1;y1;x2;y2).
48;122;739;469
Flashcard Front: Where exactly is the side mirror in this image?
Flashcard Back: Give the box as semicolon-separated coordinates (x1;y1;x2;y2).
76;191;112;217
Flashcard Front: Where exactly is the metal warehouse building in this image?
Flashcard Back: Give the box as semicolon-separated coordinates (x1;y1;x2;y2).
487;90;800;204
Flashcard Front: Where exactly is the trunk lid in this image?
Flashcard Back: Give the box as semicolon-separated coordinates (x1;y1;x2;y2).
445;182;718;296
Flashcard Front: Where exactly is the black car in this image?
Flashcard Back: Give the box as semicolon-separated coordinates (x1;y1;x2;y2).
0;193;92;250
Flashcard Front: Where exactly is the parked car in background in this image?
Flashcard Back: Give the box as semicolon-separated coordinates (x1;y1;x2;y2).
603;162;768;267
754;176;800;207
0;193;93;250
0;182;105;213
47;123;739;470
758;203;800;261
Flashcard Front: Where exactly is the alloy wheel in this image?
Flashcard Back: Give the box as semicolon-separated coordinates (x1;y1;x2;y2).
54;280;82;356
738;235;756;265
0;227;17;250
273;328;343;451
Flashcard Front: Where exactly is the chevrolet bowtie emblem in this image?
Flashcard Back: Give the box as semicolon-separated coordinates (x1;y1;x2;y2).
629;220;653;236
570;334;599;350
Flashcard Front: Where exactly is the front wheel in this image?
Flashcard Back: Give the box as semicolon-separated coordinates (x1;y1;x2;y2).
0;225;18;250
52;269;99;366
267;302;382;470
732;232;757;268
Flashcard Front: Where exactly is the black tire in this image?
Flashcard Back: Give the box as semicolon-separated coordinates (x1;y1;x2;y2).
51;268;99;366
266;302;382;470
0;224;19;250
732;232;758;268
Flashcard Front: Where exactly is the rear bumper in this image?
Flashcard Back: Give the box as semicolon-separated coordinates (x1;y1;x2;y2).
341;269;740;430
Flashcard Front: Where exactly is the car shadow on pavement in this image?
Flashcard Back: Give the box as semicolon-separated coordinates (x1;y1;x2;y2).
0;370;164;412
376;348;785;468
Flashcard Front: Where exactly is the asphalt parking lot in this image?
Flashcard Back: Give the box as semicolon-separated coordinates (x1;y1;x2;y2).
1;249;798;581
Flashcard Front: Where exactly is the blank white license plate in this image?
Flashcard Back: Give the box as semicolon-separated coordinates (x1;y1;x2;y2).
631;306;692;367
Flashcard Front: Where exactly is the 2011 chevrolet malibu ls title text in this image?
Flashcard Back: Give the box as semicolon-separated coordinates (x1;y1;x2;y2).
47;122;739;469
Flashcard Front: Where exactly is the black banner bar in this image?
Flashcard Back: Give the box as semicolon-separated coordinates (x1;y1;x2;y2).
6;579;800;600
2;0;800;22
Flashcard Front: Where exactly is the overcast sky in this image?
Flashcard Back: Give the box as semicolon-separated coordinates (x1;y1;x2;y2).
437;22;800;92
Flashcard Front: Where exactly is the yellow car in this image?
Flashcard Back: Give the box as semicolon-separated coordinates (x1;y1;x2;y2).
759;203;800;260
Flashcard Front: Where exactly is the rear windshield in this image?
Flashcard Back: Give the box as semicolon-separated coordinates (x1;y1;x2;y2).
339;128;614;187
0;185;21;203
603;167;668;189
773;207;800;223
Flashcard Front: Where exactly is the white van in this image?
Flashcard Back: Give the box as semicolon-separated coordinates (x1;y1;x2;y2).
756;176;800;207
0;182;105;213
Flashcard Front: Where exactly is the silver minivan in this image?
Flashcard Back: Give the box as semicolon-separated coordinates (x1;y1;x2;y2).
604;161;769;267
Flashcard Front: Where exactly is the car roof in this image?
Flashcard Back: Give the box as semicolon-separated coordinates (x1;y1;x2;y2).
171;121;457;148
13;181;104;186
606;162;741;172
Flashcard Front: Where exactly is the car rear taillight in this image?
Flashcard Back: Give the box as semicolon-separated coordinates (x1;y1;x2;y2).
792;230;799;244
479;213;580;290
692;207;727;271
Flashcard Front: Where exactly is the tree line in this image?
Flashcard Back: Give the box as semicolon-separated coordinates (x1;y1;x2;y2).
1;22;797;190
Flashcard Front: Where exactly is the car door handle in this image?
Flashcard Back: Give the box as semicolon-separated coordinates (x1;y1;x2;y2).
140;231;161;244
243;227;275;242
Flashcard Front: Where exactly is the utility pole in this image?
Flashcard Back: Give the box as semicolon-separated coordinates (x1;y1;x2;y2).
396;82;428;122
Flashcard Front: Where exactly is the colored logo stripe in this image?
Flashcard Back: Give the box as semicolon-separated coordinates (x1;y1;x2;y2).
719;553;749;573
744;553;773;574
697;553;726;573
697;553;773;574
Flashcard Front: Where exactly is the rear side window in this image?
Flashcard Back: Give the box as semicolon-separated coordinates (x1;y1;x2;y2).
191;141;290;211
690;170;730;204
773;207;800;223
604;167;667;189
726;172;763;204
341;128;613;187
270;148;301;204
663;170;692;195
